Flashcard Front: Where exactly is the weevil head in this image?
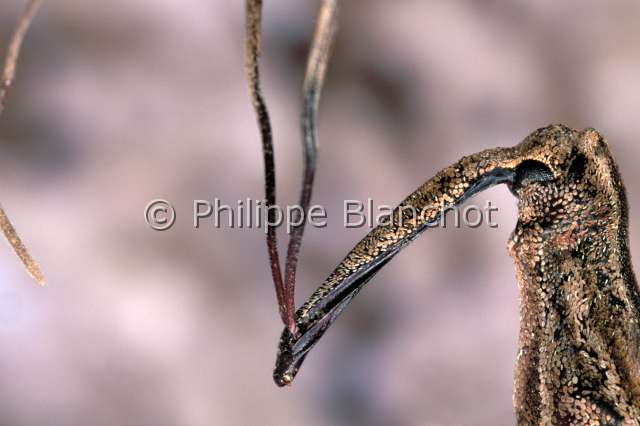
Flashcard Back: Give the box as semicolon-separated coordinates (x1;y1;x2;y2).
507;124;617;188
504;125;622;226
272;124;622;387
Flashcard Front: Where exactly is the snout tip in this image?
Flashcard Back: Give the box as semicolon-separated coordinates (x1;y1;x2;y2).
273;372;294;387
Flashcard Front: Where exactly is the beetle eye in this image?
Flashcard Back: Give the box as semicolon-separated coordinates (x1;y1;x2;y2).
512;160;554;191
567;153;587;182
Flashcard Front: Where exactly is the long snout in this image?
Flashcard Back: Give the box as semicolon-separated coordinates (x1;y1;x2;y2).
273;145;523;386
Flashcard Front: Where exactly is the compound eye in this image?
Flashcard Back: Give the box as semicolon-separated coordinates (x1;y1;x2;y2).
567;153;587;183
512;160;554;191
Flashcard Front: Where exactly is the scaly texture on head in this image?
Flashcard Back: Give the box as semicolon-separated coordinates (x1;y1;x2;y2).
509;126;640;424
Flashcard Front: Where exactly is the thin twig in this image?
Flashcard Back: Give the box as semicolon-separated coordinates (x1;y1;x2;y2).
0;206;44;284
283;0;339;325
245;0;291;330
0;0;43;115
0;0;45;285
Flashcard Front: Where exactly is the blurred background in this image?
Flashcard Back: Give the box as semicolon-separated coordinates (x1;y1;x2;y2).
0;1;639;424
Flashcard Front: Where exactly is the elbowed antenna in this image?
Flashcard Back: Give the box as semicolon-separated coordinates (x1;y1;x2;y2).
272;130;573;386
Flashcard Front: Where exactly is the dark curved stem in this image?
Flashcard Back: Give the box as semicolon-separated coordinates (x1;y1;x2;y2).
245;0;289;329
283;0;339;334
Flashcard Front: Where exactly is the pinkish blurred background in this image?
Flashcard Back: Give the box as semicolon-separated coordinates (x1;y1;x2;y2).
0;1;639;425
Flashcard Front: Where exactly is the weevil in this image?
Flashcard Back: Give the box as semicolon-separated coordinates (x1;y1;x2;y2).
245;2;640;424
274;124;640;424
